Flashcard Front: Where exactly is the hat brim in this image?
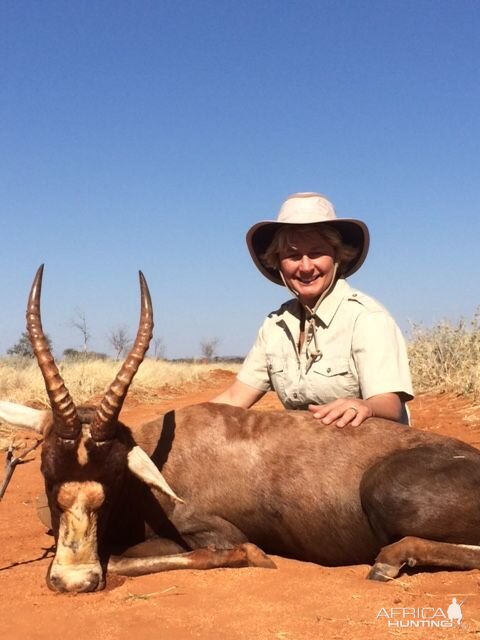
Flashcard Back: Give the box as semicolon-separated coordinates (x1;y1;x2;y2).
246;218;370;285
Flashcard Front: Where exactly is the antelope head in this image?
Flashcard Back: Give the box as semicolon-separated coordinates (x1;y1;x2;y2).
2;266;181;592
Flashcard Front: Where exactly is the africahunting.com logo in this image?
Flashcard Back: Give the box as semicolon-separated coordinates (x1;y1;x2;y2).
376;598;464;629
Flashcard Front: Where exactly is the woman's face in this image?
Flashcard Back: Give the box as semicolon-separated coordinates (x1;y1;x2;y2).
278;231;336;307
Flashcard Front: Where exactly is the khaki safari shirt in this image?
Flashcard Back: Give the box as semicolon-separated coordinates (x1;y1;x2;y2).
238;279;413;420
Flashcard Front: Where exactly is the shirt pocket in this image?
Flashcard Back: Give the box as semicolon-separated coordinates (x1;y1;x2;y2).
266;356;288;399
310;357;358;401
312;358;349;377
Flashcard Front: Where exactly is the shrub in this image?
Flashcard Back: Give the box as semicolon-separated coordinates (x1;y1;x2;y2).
408;309;480;398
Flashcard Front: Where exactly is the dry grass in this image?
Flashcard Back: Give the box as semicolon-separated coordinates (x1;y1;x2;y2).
408;309;480;399
0;358;240;449
0;358;240;407
1;310;479;409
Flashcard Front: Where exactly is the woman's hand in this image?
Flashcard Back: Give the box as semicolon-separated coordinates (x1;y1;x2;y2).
308;393;403;427
308;399;373;427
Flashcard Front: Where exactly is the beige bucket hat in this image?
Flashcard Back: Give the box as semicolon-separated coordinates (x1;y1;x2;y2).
246;192;370;286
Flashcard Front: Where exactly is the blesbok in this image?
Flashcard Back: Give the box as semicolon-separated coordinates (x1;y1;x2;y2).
2;266;480;593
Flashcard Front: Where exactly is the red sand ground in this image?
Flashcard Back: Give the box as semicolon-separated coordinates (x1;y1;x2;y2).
1;370;480;640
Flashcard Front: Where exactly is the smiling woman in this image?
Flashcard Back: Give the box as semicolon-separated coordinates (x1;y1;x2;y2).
273;229;337;308
212;192;413;427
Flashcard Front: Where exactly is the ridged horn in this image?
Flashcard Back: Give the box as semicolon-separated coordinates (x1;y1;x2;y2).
91;271;153;442
27;265;81;439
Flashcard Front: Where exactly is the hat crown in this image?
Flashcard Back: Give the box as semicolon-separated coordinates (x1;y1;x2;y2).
277;192;336;224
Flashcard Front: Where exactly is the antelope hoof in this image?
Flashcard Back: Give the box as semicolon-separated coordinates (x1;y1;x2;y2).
367;562;399;581
242;543;276;569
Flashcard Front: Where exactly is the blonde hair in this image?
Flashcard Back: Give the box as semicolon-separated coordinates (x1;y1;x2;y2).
261;224;359;273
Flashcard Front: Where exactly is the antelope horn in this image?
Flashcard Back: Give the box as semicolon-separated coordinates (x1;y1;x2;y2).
27;265;81;439
91;271;153;442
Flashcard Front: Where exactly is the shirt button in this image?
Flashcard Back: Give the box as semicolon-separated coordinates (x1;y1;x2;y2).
326;367;331;373
293;392;298;399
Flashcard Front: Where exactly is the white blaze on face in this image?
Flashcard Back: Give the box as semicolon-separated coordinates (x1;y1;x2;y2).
48;481;106;592
76;426;91;466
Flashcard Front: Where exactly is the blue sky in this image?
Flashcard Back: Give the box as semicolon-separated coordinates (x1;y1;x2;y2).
1;1;479;359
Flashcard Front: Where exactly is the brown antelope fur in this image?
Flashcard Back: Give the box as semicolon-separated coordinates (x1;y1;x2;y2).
2;265;480;592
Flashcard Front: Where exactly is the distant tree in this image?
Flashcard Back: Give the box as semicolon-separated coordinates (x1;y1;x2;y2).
108;326;132;360
7;331;53;358
152;336;166;360
200;337;219;362
70;309;91;353
62;348;108;361
63;348;82;360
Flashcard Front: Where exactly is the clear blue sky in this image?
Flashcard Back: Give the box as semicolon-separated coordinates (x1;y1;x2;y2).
1;1;479;359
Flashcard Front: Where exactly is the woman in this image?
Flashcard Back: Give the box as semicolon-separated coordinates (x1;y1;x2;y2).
213;192;413;426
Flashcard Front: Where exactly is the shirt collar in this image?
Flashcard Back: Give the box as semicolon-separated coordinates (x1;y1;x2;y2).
278;278;352;334
313;278;352;327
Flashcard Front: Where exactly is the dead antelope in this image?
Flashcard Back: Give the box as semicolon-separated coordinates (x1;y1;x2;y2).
2;265;480;593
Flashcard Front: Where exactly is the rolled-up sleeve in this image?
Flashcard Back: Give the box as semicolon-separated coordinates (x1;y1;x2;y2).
237;324;272;392
352;310;413;400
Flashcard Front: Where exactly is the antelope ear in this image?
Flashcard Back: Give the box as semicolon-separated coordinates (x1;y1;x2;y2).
127;446;184;504
0;401;51;435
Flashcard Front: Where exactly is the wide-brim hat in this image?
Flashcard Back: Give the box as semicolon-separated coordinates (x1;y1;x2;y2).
246;192;370;285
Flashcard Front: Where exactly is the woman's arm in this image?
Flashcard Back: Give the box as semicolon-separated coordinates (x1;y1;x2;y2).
211;379;266;409
311;304;412;428
308;392;403;427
